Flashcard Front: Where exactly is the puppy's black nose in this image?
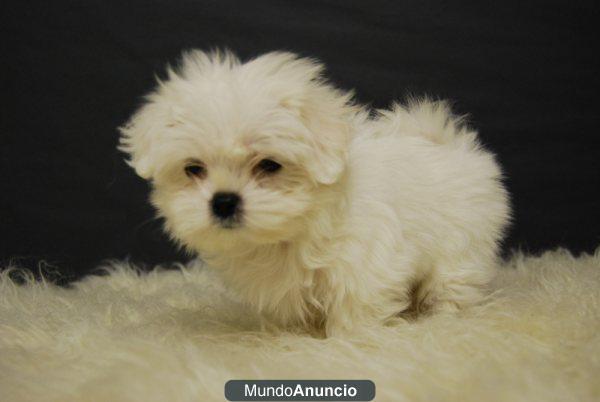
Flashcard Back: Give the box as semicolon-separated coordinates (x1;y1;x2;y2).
211;192;241;219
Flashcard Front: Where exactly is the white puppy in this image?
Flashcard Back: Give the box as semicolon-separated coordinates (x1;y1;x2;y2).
119;50;510;336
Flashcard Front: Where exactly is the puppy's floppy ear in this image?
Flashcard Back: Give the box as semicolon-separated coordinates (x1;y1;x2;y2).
246;52;355;185
119;97;183;180
293;88;354;185
118;101;162;179
119;64;193;180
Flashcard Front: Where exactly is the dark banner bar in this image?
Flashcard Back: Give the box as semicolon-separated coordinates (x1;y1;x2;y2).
225;380;375;401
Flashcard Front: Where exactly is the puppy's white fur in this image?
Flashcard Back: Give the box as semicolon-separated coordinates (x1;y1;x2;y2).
119;50;510;335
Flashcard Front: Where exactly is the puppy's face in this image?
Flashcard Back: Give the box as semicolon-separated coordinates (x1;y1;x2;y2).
120;51;353;253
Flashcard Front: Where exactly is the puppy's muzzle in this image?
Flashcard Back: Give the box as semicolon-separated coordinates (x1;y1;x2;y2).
211;192;241;224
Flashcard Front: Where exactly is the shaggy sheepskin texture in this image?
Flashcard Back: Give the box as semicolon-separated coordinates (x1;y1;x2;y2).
1;249;599;402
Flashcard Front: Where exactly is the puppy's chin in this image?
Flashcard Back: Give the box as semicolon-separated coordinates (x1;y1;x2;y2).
218;214;305;244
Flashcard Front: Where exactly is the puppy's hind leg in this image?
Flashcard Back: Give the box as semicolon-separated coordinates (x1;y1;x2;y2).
417;255;497;314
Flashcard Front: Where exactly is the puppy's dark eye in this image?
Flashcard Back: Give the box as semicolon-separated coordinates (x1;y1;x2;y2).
256;158;282;174
184;163;206;178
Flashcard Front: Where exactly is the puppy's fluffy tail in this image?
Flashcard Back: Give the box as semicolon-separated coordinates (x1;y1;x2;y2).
377;99;479;148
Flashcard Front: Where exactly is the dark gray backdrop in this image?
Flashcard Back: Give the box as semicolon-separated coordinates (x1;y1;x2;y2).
2;1;599;281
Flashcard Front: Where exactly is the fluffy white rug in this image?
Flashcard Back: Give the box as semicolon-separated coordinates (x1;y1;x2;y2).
1;249;599;402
